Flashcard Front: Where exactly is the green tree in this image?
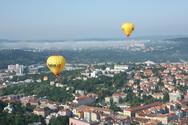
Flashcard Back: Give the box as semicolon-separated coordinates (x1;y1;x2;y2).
109;100;122;112
26;103;35;112
49;116;69;125
0;100;7;112
163;92;169;103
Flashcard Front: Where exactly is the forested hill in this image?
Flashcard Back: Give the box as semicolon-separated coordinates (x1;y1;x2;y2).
0;38;188;69
165;37;188;41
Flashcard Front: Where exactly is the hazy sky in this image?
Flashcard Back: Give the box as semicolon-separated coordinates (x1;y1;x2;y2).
0;0;188;40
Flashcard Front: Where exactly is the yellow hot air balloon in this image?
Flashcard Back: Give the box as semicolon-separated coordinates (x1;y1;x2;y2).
47;55;66;76
121;22;135;37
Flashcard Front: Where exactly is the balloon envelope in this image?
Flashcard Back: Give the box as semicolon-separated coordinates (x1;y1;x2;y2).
121;23;135;37
47;55;66;76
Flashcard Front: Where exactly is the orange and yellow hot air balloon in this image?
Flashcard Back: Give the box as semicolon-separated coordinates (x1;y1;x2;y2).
121;22;135;37
47;55;66;77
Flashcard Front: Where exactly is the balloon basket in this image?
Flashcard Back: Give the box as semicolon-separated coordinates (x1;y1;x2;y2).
55;75;63;83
